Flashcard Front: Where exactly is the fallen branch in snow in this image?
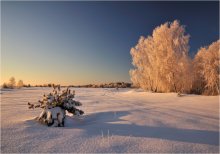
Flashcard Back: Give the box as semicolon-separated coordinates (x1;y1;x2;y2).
177;91;185;97
177;92;182;97
28;85;84;127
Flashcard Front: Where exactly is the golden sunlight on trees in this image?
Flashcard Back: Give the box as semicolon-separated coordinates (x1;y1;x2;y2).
17;80;24;88
2;77;26;89
130;20;219;95
130;20;192;93
8;77;16;89
192;40;220;95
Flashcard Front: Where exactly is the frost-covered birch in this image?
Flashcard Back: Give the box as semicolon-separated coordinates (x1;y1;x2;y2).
193;40;220;95
130;20;192;93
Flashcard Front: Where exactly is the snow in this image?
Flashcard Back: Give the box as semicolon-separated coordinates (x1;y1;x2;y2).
1;88;219;153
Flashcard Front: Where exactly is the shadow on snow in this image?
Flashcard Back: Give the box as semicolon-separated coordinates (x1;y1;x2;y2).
65;111;219;146
25;110;219;146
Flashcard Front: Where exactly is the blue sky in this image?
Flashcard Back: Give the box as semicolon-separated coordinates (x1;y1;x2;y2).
1;1;219;85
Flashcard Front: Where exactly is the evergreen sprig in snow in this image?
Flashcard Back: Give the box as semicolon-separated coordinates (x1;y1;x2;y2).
28;85;84;127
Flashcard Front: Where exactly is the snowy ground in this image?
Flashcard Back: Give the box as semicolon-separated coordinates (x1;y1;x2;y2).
1;87;219;153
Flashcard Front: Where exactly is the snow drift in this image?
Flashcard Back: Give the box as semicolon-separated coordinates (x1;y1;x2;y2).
1;88;219;153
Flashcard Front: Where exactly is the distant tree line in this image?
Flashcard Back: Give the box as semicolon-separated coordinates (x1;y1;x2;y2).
35;83;55;87
2;77;31;89
130;20;219;95
2;81;132;89
70;82;132;88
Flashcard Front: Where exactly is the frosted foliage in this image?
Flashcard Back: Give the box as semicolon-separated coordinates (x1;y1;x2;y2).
8;77;16;88
193;40;220;95
130;20;192;93
17;80;24;88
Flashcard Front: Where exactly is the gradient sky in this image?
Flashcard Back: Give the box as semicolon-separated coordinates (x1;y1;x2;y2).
1;1;219;85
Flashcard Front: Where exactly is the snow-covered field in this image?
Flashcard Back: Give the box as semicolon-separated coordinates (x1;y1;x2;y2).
1;88;219;153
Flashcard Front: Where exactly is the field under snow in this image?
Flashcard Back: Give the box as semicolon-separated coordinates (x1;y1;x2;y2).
1;88;219;153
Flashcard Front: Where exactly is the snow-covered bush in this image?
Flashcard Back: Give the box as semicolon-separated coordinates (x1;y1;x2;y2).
130;20;192;93
192;40;220;95
28;86;84;127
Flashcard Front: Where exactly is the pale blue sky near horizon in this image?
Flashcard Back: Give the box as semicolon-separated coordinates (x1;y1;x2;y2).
1;1;219;85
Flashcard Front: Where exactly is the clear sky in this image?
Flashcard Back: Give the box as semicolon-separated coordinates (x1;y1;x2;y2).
1;1;219;86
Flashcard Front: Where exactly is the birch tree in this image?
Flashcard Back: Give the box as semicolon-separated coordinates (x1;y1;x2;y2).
130;20;192;93
193;40;220;95
17;80;24;88
8;77;16;89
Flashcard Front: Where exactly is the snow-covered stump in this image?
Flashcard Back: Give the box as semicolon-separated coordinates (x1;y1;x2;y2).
28;85;84;127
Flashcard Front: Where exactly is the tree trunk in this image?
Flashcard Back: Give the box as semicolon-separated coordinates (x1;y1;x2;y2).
172;72;177;92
